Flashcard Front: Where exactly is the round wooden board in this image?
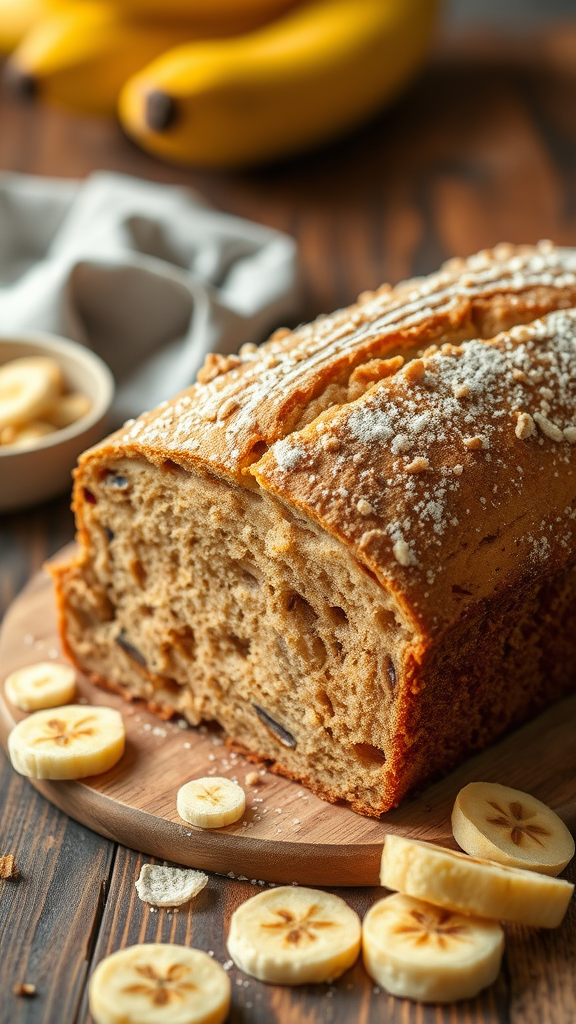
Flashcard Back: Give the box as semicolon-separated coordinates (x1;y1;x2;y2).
2;547;576;886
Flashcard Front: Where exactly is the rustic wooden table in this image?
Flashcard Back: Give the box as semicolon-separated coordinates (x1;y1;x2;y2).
2;24;576;1024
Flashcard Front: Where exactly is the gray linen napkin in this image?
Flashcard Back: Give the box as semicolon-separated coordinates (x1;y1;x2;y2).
0;171;300;424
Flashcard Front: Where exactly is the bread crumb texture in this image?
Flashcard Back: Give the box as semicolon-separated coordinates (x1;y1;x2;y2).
0;854;19;880
53;243;576;816
12;983;36;998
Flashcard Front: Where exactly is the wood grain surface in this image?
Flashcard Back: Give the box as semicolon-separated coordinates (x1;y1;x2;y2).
2;23;576;1023
2;551;576;889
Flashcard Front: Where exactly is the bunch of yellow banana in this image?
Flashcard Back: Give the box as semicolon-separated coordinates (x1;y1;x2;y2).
0;0;62;54
0;0;274;114
1;0;438;165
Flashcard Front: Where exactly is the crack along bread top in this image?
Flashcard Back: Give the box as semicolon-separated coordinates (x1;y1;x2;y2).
94;241;576;481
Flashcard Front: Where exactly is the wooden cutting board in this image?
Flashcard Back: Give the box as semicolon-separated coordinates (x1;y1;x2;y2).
1;546;576;886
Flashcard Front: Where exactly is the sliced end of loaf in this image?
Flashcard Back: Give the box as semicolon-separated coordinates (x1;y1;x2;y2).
55;455;416;815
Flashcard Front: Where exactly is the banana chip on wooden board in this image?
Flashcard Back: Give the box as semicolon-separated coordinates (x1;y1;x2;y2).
8;705;125;780
4;661;76;712
177;777;245;828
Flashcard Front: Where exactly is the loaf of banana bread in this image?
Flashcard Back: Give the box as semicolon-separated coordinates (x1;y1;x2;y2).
52;242;576;816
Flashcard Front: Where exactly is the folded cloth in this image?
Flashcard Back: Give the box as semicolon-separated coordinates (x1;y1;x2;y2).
0;171;300;424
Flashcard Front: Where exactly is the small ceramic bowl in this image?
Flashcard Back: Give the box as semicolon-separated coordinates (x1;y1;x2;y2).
0;332;114;513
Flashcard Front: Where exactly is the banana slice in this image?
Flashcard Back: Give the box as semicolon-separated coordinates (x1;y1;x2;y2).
176;776;245;828
46;392;91;429
381;835;574;929
227;885;361;984
89;944;230;1024
10;355;62;388
452;782;575;877
5;420;58;447
4;661;76;711
8;704;125;779
0;356;62;430
363;893;504;1003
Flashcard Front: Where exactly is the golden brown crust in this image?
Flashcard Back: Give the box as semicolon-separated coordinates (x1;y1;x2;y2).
50;562;79;668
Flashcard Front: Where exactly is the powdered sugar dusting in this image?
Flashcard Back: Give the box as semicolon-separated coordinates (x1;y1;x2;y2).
270;438;307;472
348;405;394;444
115;243;576;473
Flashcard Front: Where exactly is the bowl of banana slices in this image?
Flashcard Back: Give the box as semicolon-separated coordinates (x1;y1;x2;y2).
0;332;114;512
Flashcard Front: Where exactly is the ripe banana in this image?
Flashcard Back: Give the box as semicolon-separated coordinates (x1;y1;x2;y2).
452;782;575;877
118;0;438;167
362;893;504;1003
89;944;230;1024
0;0;62;54
6;1;241;116
381;835;574;929
227;886;361;984
8;704;125;779
176;776;245;828
4;661;76;711
0;356;62;431
112;0;300;29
